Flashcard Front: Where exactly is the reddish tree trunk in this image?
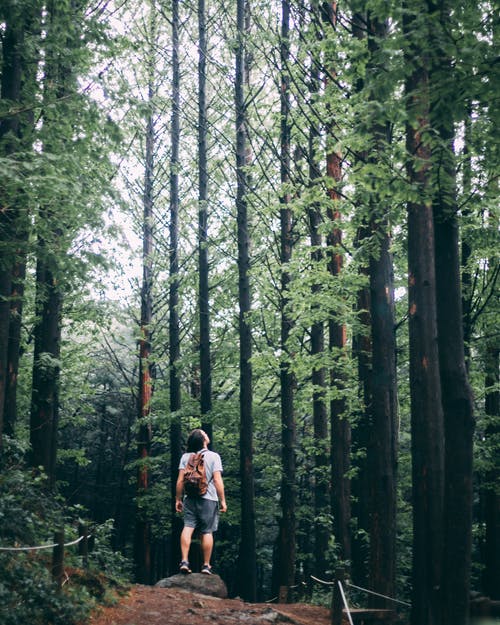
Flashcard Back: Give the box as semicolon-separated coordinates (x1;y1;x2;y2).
322;1;351;570
134;3;156;583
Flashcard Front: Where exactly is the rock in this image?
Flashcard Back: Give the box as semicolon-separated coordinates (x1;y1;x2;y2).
155;573;228;598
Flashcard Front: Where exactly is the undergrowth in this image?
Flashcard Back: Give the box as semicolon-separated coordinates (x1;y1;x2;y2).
0;438;130;625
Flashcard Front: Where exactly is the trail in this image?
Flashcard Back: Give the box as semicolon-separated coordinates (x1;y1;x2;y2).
87;584;332;625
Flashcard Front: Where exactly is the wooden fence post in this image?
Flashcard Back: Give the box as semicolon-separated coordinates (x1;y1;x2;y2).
331;569;344;625
52;530;65;589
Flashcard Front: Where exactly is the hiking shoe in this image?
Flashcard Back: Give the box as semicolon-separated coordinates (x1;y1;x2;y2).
179;560;191;574
201;564;212;575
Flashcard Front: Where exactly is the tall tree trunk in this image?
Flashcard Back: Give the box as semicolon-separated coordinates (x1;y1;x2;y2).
309;203;329;578
197;0;212;442
3;255;27;438
275;0;296;602
350;10;371;588
351;259;371;588
2;2;40;440
365;13;397;606
235;0;257;601
169;0;183;575
428;7;475;623
431;72;475;625
134;1;156;584
0;1;39;445
29;0;75;488
307;10;330;576
327;214;350;572
323;2;351;571
30;253;62;488
404;6;444;623
367;226;397;605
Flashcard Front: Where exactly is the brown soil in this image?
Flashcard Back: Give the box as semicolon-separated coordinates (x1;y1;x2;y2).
87;584;332;625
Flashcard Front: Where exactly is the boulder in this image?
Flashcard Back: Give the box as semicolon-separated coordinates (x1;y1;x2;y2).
155;573;228;598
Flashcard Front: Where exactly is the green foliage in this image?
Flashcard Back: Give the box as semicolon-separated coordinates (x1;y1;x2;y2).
0;553;92;625
1;0;498;606
0;440;131;624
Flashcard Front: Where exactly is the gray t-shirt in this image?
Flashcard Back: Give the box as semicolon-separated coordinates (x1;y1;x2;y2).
179;450;223;501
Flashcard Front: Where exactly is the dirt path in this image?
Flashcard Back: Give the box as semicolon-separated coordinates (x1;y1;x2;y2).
87;584;332;625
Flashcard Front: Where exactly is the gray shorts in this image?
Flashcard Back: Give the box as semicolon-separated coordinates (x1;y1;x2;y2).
183;497;219;534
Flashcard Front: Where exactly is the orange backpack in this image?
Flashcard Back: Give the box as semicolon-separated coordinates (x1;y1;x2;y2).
183;452;208;497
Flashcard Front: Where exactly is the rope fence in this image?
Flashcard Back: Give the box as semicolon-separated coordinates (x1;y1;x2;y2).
346;581;411;608
310;572;411;623
0;525;92;589
0;535;85;552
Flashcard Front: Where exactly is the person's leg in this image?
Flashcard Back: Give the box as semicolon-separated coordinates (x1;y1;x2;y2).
180;526;195;562
200;532;213;566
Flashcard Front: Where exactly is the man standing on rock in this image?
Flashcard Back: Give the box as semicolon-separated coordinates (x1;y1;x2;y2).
175;429;227;575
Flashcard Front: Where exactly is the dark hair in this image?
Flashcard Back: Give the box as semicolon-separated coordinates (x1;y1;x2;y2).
186;429;206;453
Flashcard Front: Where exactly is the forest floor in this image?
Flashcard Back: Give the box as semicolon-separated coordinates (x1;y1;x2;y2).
87;583;332;625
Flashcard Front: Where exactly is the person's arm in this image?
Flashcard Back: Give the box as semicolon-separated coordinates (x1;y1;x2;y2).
175;469;185;513
213;471;227;512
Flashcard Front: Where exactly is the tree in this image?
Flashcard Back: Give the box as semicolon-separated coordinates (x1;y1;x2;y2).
403;4;444;623
235;0;257;601
364;9;398;605
29;0;80;487
197;0;213;441
322;1;352;574
0;0;40;445
275;0;297;602
169;0;183;574
305;5;330;577
428;4;475;622
134;0;157;585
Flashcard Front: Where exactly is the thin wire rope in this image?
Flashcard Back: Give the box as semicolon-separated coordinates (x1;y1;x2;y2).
346;581;411;608
310;574;334;585
310;575;411;609
0;535;86;552
338;581;354;625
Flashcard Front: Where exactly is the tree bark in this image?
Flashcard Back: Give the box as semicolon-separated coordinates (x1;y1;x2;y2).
0;1;39;445
350;10;371;589
235;0;257;601
324;30;351;576
365;13;398;607
197;0;212;442
428;7;476;622
134;1;156;584
404;6;445;623
309;205;330;577
307;10;330;575
169;0;184;575
29;0;75;488
30;254;62;488
275;0;297;602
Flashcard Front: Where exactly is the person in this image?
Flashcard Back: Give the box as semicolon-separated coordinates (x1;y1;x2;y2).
175;428;227;575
